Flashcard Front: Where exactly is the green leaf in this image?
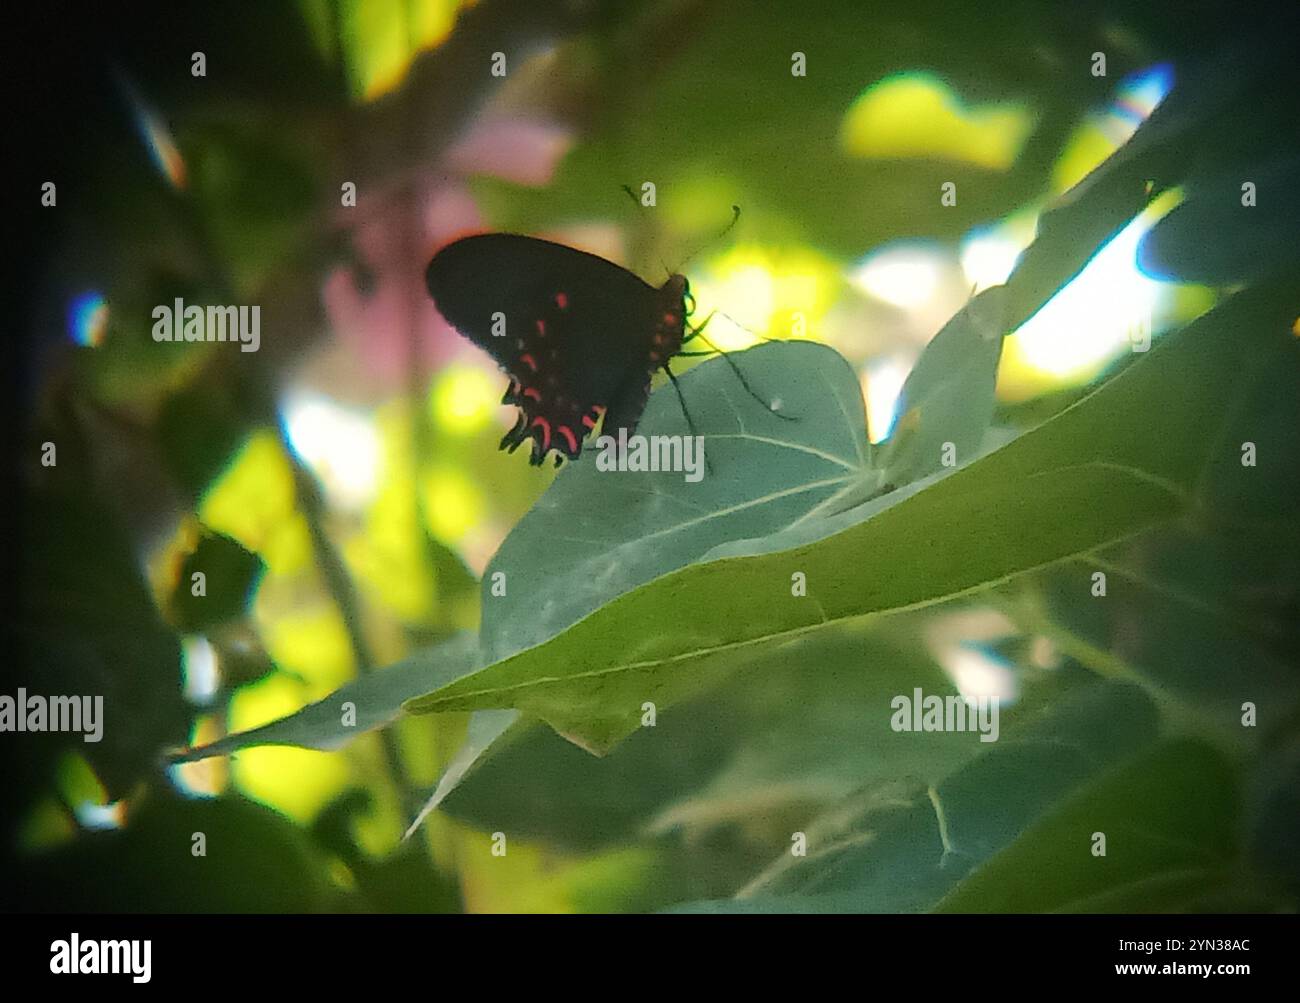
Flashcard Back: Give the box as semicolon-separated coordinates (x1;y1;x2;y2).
169;632;480;762
643;623;985;839
438;625;968;852
673;681;1159;913
878;285;1007;485
935;739;1239;913
1037;529;1300;723
11;791;340;912
402;709;522;840
478;340;870;664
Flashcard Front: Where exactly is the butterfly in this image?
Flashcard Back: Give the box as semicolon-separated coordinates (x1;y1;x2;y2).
425;233;694;468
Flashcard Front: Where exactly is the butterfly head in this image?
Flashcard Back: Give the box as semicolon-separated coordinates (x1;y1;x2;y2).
660;273;695;323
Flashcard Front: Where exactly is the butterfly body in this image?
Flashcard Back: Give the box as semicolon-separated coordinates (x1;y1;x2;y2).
426;234;688;466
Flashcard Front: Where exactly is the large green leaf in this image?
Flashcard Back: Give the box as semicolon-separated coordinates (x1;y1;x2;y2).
671;681;1159;912
478;340;870;664
935;739;1243;913
406;455;1159;755
438;623;973;852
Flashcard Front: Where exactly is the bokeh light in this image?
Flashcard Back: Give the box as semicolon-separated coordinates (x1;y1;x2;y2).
1000;190;1185;397
841;72;1036;170
851;242;947;309
1053;63;1174;192
430;363;498;435
862;355;912;444
67;290;109;347
281;390;382;511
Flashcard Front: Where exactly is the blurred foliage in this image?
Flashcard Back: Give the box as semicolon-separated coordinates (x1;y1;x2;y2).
10;0;1298;914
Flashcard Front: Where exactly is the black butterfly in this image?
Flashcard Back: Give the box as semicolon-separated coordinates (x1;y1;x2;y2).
425;234;693;467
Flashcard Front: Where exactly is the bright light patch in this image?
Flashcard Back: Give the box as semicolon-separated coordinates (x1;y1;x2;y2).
263;607;356;693
851;243;946;309
57;753;125;831
1114;62;1174;126
68;291;109;347
690;245;839;348
695;262;774;349
74;800;127;831
923;609;1020;704
182;635;220;704
1053;63;1173;192
117;73;188;190
337;0;470;100
198;431;298;562
348;406;439;623
431;364;498;434
841;72;1035;171
863;356;912;444
1007;193;1178;382
280;390;381;511
944;643;1019;704
228;674;352;822
960;215;1035;292
168;715;227;798
422;468;483;543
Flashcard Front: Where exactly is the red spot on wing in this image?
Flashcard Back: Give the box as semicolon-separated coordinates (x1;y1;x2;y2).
529;415;552;452
519;353;538;372
536;319;546;336
522;387;541;401
581;414;595;429
557;425;578;454
555;292;569;309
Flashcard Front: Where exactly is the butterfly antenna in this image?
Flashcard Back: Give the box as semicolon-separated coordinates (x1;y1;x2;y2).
674;205;741;274
675;329;796;421
663;363;713;474
709;309;783;343
621;184;674;279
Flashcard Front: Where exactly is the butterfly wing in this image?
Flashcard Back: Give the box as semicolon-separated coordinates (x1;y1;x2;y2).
426;234;681;464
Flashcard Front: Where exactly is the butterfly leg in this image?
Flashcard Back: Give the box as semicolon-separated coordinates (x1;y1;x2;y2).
499;410;530;453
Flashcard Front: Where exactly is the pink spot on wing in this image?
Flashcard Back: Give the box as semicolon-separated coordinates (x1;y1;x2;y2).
557;425;578;454
519;353;538;371
555;292;569;310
